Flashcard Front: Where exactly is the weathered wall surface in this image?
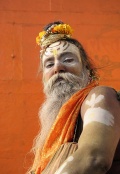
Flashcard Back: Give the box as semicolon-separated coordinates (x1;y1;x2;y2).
0;0;120;173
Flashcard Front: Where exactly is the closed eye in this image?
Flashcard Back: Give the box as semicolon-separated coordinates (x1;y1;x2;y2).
45;62;54;68
64;58;74;63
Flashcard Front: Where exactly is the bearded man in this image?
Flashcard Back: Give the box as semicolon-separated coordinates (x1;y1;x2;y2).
28;21;120;174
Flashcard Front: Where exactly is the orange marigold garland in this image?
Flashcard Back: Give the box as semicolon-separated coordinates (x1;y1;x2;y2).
36;24;73;46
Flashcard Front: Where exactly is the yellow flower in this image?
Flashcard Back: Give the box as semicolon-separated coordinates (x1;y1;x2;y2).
36;31;46;45
36;36;40;45
39;31;46;38
53;24;73;35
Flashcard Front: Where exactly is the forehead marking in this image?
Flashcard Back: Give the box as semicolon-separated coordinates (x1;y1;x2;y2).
44;41;71;57
63;42;70;51
63;41;66;47
49;41;61;48
52;49;58;56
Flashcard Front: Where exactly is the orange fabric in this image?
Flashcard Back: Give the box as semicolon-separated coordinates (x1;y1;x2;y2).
36;82;98;174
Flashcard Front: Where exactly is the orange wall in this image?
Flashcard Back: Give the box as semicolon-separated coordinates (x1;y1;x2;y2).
0;0;120;173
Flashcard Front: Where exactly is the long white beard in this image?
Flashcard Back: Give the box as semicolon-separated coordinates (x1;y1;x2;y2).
32;71;89;156
29;71;89;172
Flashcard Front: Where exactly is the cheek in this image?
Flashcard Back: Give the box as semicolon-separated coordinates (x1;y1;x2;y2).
67;63;82;76
43;70;53;82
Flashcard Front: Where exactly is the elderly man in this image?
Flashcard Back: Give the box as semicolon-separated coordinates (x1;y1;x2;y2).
28;21;120;174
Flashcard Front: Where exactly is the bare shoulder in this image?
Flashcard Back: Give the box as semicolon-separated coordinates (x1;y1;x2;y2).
81;85;120;118
88;85;118;98
80;85;120;141
84;85;119;104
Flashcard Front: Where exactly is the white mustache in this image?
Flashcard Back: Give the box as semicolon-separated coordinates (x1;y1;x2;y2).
43;71;89;95
45;72;83;86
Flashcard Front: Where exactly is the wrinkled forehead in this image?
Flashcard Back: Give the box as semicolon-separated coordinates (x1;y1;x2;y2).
42;40;80;59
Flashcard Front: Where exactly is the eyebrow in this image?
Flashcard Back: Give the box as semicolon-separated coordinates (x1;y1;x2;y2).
59;52;79;60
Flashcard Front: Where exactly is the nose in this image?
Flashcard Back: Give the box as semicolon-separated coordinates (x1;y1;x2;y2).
54;61;65;74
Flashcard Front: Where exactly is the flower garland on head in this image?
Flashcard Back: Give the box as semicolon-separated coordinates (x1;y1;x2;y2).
36;23;73;48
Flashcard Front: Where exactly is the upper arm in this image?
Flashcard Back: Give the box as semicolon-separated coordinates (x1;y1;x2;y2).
54;86;120;174
79;86;120;166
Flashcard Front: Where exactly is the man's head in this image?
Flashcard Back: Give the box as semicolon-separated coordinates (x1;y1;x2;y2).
42;40;90;98
36;21;98;96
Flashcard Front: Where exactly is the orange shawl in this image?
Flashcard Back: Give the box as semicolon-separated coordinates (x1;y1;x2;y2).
35;82;97;174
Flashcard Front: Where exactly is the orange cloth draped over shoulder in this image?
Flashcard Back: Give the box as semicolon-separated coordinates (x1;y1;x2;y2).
35;82;97;174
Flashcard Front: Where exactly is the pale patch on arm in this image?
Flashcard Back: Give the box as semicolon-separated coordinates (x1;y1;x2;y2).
84;93;114;127
83;107;114;127
54;156;74;174
86;93;104;108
